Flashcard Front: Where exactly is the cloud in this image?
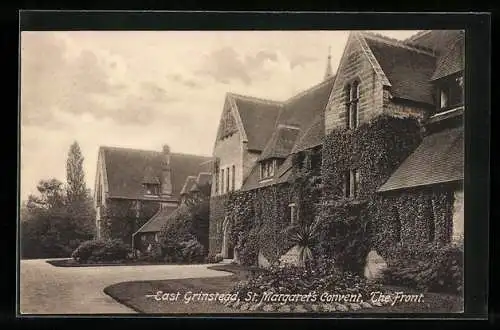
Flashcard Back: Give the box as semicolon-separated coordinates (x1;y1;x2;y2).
195;47;280;85
289;54;318;69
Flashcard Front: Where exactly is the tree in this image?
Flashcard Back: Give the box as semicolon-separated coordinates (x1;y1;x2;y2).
66;141;86;202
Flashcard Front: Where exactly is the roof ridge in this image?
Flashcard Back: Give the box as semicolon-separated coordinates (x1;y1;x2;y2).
403;30;432;42
170;152;212;158
228;92;284;106
284;74;336;104
100;146;211;159
100;145;159;154
361;31;436;56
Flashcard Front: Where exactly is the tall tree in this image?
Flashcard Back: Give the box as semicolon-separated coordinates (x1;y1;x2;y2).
66;141;86;202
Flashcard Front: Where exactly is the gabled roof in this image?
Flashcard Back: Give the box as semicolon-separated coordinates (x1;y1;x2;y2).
361;32;437;105
189;172;212;193
404;30;464;55
100;146;212;200
290;112;325;154
258;125;301;161
239;76;335;191
133;205;178;234
180;176;197;196
378;127;464;192
430;35;465;81
230;93;283;151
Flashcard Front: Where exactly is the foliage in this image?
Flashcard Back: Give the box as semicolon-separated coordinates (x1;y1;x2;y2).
231;256;382;300
205;253;224;263
71;239;130;263
319;115;426;271
101;200;160;243
287;216;322;267
382;241;463;294
161;238;206;264
66;141;87;202
21;177;95;259
158;183;211;262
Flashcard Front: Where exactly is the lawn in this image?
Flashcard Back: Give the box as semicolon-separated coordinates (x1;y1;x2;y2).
103;264;463;314
46;258;203;267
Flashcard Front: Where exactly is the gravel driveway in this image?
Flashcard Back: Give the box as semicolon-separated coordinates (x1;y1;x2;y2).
19;259;231;315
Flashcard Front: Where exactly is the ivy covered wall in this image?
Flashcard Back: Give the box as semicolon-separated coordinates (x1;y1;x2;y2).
208;195;228;255
101;199;161;244
321;114;457;268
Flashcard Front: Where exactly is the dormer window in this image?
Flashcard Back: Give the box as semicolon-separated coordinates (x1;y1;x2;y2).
260;159;276;180
144;183;160;195
437;73;464;113
345;80;360;129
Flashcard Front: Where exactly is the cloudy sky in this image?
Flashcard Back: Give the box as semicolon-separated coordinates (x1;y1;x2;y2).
20;30;419;200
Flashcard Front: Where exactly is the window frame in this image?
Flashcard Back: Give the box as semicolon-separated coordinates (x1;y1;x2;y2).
345;80;360;130
436;73;464;113
221;168;225;194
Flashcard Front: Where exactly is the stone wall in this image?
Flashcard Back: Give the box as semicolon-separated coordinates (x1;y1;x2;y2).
325;34;384;133
212;130;243;196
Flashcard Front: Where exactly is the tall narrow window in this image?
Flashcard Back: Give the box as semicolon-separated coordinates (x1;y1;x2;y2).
344;169;360;198
215;170;219;194
226;167;230;193
343;171;351;198
345;84;351;128
221;168;225;194
351;169;360;198
345;81;360;129
289;203;297;225
231;165;235;191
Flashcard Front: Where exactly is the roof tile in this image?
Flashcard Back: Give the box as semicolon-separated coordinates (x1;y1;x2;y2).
378;127;464;192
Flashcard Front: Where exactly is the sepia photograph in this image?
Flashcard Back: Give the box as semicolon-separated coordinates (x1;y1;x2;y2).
19;21;468;316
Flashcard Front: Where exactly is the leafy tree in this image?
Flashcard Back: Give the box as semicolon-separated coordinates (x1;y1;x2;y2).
20;141;96;259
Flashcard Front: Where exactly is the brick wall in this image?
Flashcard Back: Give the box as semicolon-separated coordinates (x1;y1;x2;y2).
325;35;385;133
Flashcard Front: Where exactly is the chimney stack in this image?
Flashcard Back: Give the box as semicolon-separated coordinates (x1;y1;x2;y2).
161;144;172;197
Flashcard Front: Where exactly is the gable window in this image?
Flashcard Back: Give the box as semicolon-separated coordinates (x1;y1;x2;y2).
437;74;464;112
231;165;235;191
144;183;159;195
345;81;360;129
343;169;360;198
260;160;275;180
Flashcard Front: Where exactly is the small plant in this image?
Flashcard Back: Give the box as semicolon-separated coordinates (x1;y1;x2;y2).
288;216;322;268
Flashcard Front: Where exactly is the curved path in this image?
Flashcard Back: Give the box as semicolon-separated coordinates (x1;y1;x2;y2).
20;259;232;315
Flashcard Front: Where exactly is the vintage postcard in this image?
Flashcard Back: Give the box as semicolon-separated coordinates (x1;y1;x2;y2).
18;12;480;317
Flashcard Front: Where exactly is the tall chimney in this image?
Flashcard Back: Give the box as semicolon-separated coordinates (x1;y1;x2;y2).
161;144;172;197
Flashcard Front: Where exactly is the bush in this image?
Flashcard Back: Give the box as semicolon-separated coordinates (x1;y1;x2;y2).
382;242;463;294
231;256;382;302
162;238;206;264
71;239;130;263
206;252;224;263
